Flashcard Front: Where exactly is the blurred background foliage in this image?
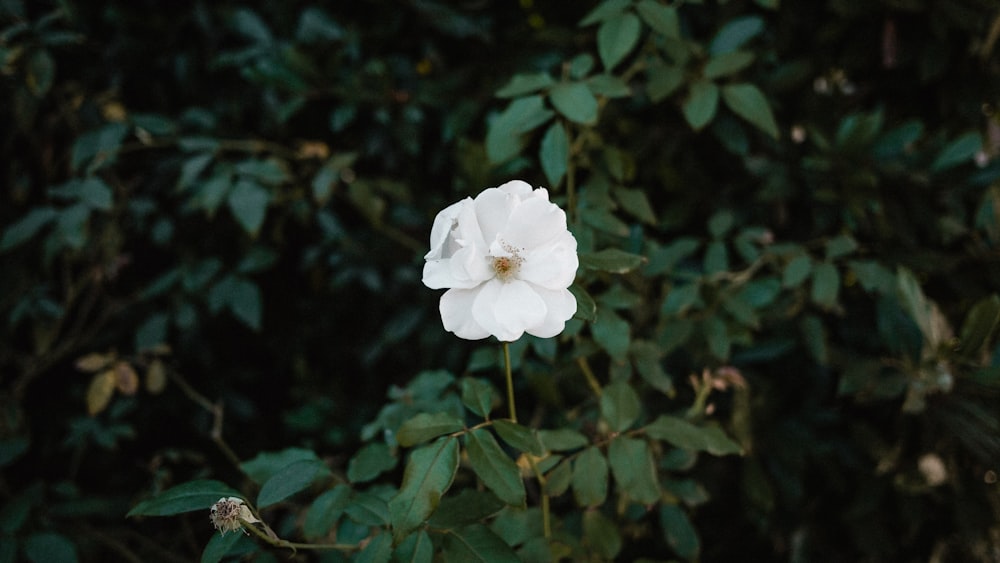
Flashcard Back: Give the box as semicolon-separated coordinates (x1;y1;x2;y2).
2;0;1000;561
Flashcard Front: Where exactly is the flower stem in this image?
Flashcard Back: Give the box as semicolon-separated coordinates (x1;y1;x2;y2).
502;341;517;423
576;356;602;398
239;518;358;553
526;455;552;539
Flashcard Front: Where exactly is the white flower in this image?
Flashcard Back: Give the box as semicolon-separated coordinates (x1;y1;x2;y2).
423;180;578;341
210;497;260;536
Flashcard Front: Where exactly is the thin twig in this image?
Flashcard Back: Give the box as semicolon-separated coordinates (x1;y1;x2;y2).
502;342;517;423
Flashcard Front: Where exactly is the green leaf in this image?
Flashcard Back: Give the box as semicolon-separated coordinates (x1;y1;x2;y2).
428;489;506;529
257;459;332;508
572;446;608;507
703;316;731;360
598;13;641;71
660;504;700;560
465;429;526;507
26;48;55;97
356;532;393;563
592;308;631;361
709;15;765;54
703;241;729;274
835;109;884;151
389;436;460;540
71;123;129;173
662;283;702;316
227;278;262;330
609;437;661;504
493;419;545;456
569;53;596;78
48;178;113;210
580;206;630;236
348;442;397;484
959;295;1000;358
896;266;932;339
127;480;243;517
24;532;77;563
537;428;588;451
931;131;982;172
782;254;813;288
614;188;656;224
583;510;623;559
200;530;245;563
721;83;779;139
579;249;646;273
235;158;289;186
496;73;554;98
707;209;735;238
631;340;674;394
231;7;273;43
227;179;270;236
646;238;701;275
645;415;742;455
586;74;631;98
647;63;684;102
196;172;233;215
303;485;351;540
486;96;555;163
704;51;756;79
135;313;169;352
345;492;389;526
682;80;719;131
241;448;321;485
396;412;465;447
539;121;569;188
178;153;214;190
825;234;858;260
600;381;641;432
579;0;631;26
461;377;495;419
394;530;434;563
549;82;598;125
0;207;57;251
570;284;598;321
849;260;896;294
442;524;519;563
810;261;840;308
636;0;680;38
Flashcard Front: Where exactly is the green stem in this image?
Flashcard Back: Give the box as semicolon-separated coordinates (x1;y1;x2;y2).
576;356;603;398
239;519;358;552
502;341;516;423
526;455;552;539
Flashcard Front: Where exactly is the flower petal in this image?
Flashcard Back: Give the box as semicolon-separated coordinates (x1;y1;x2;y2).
476;279;546;342
496;179;533;196
423;198;493;289
473;187;517;243
501;190;570;251
525;286;577;338
519;231;578;290
424;198;468;261
440;288;490;340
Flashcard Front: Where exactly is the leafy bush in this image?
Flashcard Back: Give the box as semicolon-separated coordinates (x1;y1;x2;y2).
2;0;999;561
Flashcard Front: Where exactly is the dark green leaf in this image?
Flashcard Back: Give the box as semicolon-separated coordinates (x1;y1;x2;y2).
660;504;700;560
614;188;656;224
200;530;245;563
661;283;702;316
579;249;646;273
959;295;1000;358
127;480;243;517
592;308;631;361
178;153;214;190
394;529;434;563
396;412;465;447
683;80;719;130
782;254;812;288
645;416;742;455
580;207;630;236
389;437;460;540
931;131;982;172
537;428;588;451
549;82;598;125
493;419;545;456
810;261;840;308
303;485;351;539
600;381;641;432
646;238;701;275
579;0;631;27
345;492;389;526
26;49;55;97
825;234;858;260
465;429;526;507
461;377;495;419
704;51;755;79
572;446;608;507
231;7;272;43
0;207;57;251
721;83;779;139
241;448;321;485
583;510;623;559
356;532;393;563
709;16;765;54
647;63;684;102
570;284;598;321
609;437;661;504
257;459;332;508
442;524;519;563
428;489;505;529
227;179;270;236
539;121;569;188
703;241;729;274
597;13;641;71
135;313;169;352
586;74;631;98
496;73;554;98
636;0;680;38
227;278;262;331
234;158;289;185
486;96;555;163
348;442;397;483
703;316;731;360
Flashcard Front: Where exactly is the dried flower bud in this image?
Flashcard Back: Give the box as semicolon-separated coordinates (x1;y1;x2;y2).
209;497;260;536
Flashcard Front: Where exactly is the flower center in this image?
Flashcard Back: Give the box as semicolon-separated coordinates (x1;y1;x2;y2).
490;241;523;282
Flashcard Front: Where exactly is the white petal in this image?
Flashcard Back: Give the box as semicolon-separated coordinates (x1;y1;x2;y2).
477;279;546;342
473;187;517;243
440;288;490;340
519;231;578;290
424;198;468;261
501;193;569;251
525;286;577;338
423;198;492;289
496;179;533;196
